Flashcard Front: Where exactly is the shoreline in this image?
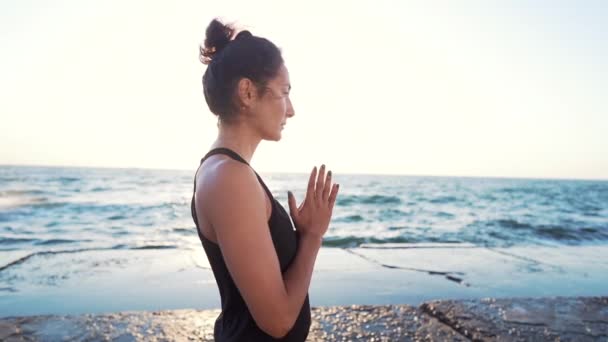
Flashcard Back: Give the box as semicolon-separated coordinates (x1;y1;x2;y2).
1;296;606;341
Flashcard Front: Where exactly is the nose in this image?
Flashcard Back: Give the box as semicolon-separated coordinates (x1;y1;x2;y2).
286;97;295;118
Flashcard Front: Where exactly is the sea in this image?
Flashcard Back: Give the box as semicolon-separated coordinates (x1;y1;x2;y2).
1;165;607;254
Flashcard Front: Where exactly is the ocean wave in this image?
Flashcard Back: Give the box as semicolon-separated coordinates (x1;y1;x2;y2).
34;239;84;246
321;218;608;248
450;219;608;246
494;219;534;230
52;177;81;183
535;226;608;242
436;211;455;218
172;228;195;235
29;202;68;209
337;195;402;206
428;196;460;204
130;245;178;250
322;235;415;248
0;177;24;182
334;215;365;223
0;190;46;197
379;209;411;219
21;202;176;215
0;195;48;209
0;237;38;245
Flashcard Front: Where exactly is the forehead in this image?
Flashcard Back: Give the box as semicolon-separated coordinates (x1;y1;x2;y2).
269;64;290;86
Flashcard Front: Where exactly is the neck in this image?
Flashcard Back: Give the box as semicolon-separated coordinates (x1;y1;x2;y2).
211;119;261;164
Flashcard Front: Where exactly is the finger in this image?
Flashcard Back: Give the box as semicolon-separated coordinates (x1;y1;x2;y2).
328;183;340;211
306;166;317;200
315;164;326;200
287;191;298;220
322;170;332;201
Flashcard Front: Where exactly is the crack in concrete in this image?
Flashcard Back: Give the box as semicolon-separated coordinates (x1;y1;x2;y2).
485;248;563;272
0;247;123;272
0;245;187;273
0;248;97;272
344;248;470;286
419;303;476;341
0;254;33;272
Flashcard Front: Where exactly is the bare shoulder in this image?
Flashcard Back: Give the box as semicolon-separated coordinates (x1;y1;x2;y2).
195;156;265;223
197;156;255;192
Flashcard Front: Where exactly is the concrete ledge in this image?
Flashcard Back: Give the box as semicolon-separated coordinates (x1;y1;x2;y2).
2;245;608;317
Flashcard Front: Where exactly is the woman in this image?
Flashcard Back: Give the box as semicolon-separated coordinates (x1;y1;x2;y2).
191;19;340;341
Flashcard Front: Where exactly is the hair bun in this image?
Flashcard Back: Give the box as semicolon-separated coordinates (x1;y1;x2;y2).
235;30;253;40
200;19;236;65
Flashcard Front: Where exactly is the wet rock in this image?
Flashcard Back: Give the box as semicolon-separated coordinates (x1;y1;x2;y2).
0;309;219;341
1;297;607;341
0;321;21;340
421;296;608;341
308;304;420;341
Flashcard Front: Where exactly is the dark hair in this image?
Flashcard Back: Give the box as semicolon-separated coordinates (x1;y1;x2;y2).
200;19;284;122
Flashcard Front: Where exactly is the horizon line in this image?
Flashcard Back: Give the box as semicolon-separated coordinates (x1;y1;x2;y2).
1;162;606;182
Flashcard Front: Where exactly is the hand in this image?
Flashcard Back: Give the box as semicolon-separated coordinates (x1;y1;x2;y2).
287;164;340;240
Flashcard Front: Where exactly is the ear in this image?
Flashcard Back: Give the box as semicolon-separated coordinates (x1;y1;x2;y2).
236;78;258;109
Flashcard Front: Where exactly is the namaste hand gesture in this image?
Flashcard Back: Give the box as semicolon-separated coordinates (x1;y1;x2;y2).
287;165;340;240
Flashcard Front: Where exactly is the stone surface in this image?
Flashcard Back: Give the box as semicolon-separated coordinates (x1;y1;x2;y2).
1;297;606;341
0;321;21;339
421;296;608;341
308;305;421;341
1;309;220;341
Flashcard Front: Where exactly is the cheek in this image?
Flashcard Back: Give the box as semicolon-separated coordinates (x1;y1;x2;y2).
279;98;289;113
271;98;287;117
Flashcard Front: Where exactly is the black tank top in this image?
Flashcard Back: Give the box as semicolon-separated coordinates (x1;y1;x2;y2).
190;147;311;341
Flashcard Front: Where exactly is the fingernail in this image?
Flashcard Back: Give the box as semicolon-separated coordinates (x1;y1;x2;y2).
288;191;292;197
328;171;332;177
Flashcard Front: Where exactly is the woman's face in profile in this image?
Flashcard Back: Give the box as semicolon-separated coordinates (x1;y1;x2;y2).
252;64;295;141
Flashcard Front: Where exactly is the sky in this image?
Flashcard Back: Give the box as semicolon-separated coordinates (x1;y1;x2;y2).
1;0;607;180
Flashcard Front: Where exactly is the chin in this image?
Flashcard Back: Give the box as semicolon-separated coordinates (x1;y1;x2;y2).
264;132;282;142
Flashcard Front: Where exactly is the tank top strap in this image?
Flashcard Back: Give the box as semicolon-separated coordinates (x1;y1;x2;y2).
200;147;250;166
193;147;274;201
